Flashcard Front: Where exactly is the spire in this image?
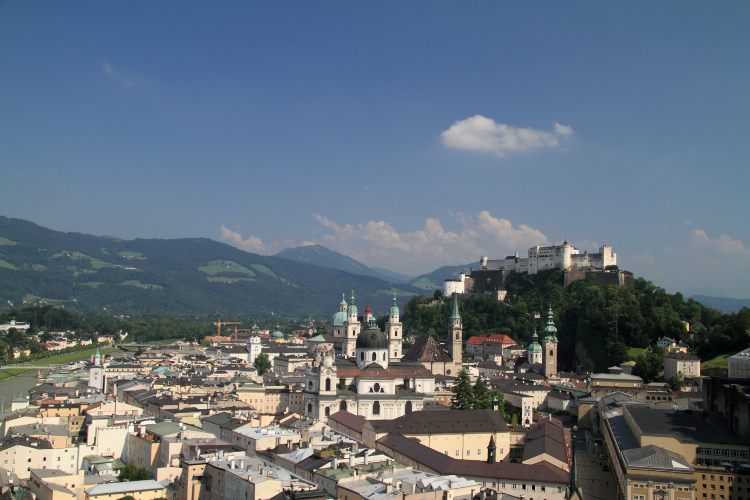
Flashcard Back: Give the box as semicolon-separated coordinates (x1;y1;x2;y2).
543;304;558;342
487;436;497;464
451;294;461;320
389;294;400;316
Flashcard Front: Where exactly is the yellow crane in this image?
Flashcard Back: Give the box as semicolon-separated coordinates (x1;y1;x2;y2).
213;319;241;339
233;327;252;341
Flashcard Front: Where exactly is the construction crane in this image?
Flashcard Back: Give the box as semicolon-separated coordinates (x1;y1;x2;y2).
213;319;241;339
233;327;252;342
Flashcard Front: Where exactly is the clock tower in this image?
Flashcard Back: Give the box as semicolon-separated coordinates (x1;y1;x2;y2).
88;348;105;391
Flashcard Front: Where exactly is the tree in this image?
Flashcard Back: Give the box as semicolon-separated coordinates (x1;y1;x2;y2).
608;341;630;367
668;372;685;391
433;289;443;301
254;353;271;375
118;464;151;481
451;369;475;410
199;338;212;347
633;349;664;383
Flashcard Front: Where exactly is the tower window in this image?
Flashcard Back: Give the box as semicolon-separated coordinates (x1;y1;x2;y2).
373;401;380;415
372;352;377;361
360;352;364;361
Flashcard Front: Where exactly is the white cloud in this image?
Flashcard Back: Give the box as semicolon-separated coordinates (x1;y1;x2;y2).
308;211;548;274
219;225;266;253
440;115;574;157
690;229;750;256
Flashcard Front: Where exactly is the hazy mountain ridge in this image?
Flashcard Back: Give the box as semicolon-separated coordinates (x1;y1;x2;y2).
689;295;750;315
0;217;423;317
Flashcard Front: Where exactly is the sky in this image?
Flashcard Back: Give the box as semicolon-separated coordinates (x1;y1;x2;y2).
1;2;749;299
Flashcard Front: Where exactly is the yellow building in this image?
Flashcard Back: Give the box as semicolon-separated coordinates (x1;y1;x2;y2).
362;409;525;462
28;469;84;500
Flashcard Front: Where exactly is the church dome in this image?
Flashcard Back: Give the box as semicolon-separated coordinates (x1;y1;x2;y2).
356;324;388;349
331;311;347;326
389;295;400;316
348;294;358;317
271;325;284;339
528;330;542;353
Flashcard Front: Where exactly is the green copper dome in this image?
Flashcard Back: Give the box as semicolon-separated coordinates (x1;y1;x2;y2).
270;325;284;339
331;311;347;326
348;293;358;317
543;306;558;342
528;330;542;353
389;294;400;316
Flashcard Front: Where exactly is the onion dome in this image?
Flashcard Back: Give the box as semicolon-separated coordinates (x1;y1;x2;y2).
389;294;400;316
270;325;284;339
365;304;371;316
356;319;387;349
543;306;558;342
528;329;542;353
348;293;358;317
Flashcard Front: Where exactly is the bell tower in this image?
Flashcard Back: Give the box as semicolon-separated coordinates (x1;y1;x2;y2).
342;292;360;358
450;295;463;369
541;306;559;378
386;293;403;362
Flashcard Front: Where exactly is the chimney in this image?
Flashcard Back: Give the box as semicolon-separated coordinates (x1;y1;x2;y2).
349;452;355;467
331;456;338;469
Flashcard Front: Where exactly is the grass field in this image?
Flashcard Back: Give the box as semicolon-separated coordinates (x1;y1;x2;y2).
120;280;163;290
0;369;33;381
0;260;19;270
628;347;646;358
4;348;121;369
702;352;735;371
0;237;17;245
410;277;441;290
199;260;256;276
207;276;255;283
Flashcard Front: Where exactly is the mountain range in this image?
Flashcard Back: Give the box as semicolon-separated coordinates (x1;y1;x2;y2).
689;295;750;315
0;217;429;317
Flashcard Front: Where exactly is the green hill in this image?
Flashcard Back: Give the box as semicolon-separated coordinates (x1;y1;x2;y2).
0;217;424;317
402;268;750;373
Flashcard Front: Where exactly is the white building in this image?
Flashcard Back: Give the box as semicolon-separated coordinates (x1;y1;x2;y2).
728;348;750;378
445;241;616;294
663;352;701;380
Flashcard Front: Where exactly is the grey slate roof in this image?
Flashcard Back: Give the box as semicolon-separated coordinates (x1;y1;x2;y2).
625;407;747;445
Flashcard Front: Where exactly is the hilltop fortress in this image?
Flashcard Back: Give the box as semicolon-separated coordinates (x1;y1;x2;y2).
445;241;632;297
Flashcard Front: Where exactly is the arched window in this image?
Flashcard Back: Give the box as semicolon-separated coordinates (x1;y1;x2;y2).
360;352;364;361
373;401;380;415
550;350;554;356
325;407;330;417
405;401;412;414
455;333;459;340
403;378;410;389
308;381;313;389
383;353;386;361
372;352;376;361
325;378;331;391
307;403;312;413
340;400;347;412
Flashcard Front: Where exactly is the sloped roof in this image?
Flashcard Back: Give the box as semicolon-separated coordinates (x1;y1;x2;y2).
369;409;508;435
400;334;452;363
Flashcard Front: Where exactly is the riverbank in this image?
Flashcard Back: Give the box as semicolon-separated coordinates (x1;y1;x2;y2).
0;347;121;379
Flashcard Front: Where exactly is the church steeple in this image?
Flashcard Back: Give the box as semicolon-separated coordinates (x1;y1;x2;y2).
450;295;463;365
487;436;497;464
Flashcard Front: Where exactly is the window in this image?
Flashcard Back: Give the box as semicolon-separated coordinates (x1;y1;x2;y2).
373;401;380;415
455;450;459;457
478;449;482;455
361;352;365;361
467;450;471;457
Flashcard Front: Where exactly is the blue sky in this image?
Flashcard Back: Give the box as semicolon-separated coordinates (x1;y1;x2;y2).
1;2;749;298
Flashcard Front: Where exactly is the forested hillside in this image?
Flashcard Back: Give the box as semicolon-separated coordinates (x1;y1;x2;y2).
402;269;750;373
0;217;423;317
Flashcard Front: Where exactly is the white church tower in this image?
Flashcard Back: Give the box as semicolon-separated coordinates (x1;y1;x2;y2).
88;348;105;391
342;292;360;358
386;294;403;362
